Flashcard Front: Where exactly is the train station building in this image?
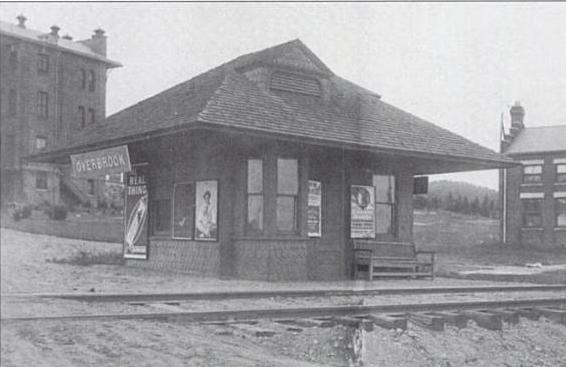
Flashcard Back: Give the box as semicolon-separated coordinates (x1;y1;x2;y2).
33;39;515;280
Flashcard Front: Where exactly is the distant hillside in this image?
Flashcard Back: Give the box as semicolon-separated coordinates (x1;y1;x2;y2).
415;180;499;218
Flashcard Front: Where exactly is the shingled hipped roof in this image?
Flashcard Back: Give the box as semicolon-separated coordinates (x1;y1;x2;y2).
35;39;513;168
504;125;566;155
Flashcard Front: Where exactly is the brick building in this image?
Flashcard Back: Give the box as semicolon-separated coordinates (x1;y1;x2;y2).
34;39;514;280
0;16;120;207
500;102;566;248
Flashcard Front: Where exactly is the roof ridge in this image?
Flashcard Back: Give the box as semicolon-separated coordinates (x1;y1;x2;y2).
522;124;566;129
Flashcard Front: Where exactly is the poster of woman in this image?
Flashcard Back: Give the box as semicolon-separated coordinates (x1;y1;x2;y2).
195;180;218;240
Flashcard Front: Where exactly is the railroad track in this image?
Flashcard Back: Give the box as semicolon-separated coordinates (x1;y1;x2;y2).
2;296;566;329
3;284;566;303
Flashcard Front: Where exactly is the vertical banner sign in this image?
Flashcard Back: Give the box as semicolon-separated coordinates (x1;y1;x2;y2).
350;185;375;238
123;164;149;259
308;180;322;237
195;180;218;241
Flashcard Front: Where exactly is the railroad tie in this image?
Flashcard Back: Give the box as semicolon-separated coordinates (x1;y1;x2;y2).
408;313;445;331
366;314;407;330
490;309;520;325
515;308;541;321
535;307;566;324
332;316;375;332
290;318;335;328
463;310;503;331
430;311;468;328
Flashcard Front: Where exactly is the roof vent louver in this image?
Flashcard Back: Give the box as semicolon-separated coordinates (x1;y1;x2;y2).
270;71;321;97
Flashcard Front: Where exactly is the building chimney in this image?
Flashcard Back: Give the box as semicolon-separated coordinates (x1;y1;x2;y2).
508;101;525;139
50;25;60;37
62;34;73;41
16;15;27;28
80;28;107;56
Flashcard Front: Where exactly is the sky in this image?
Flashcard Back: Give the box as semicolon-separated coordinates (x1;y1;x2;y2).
2;3;565;189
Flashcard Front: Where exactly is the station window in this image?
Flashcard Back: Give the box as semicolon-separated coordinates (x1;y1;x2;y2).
38;54;49;73
276;158;299;233
37;91;49;118
556;199;566;227
246;159;264;234
36;172;48;190
8;48;17;69
88;108;95;124
523;164;542;184
373;175;396;234
556;164;566;183
151;199;171;235
172;182;195;239
522;199;542;227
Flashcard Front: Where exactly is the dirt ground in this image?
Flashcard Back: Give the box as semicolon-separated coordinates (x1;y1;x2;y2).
2;228;566;367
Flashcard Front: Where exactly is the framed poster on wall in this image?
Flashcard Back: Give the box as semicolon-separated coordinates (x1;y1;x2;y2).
308;180;322;237
350;185;375;239
123;163;149;259
195;180;218;241
172;182;195;239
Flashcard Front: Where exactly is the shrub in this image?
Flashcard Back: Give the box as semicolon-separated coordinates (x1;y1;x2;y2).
21;205;32;219
52;205;68;221
12;210;21;221
98;200;108;210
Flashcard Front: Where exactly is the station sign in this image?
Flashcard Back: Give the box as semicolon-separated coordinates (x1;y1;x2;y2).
71;145;131;178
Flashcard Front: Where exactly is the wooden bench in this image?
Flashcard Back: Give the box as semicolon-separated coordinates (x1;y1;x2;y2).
352;240;435;280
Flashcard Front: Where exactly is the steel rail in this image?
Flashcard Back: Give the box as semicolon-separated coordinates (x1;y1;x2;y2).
2;296;565;324
3;284;565;303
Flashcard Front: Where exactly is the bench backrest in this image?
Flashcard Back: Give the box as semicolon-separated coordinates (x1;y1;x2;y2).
352;240;416;258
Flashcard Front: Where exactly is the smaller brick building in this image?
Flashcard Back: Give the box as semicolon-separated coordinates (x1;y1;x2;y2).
0;16;120;207
500;102;566;248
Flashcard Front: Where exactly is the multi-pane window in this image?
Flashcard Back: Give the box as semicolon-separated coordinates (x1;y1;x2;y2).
37;91;48;118
38;54;49;73
151;199;171;235
556;164;566;183
523;165;542;184
36;172;48;190
88;70;96;92
9;49;17;69
35;136;47;151
78;106;86;128
522;199;542;227
8;89;17;116
246;159;263;233
88;108;95;124
87;179;95;195
556;198;566;227
373;175;396;234
276;158;299;233
80;69;87;90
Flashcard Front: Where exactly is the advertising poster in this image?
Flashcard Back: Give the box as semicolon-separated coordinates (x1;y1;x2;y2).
307;180;322;237
195;180;218;241
172;182;195;239
123;164;149;259
350;185;375;238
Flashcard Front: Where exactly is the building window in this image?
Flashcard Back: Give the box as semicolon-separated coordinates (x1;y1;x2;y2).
373;175;396;234
88;108;95;124
37;91;49;118
35;136;47;151
78;106;85;129
276;158;299;233
556;164;566;183
522;199;542;227
8;89;17;116
523;164;542;184
87;179;95;195
38;54;49;73
88;70;96;92
246;159;264;234
556;198;566;227
8;48;17;69
151;199;171;235
36;172;48;190
81;69;86;90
